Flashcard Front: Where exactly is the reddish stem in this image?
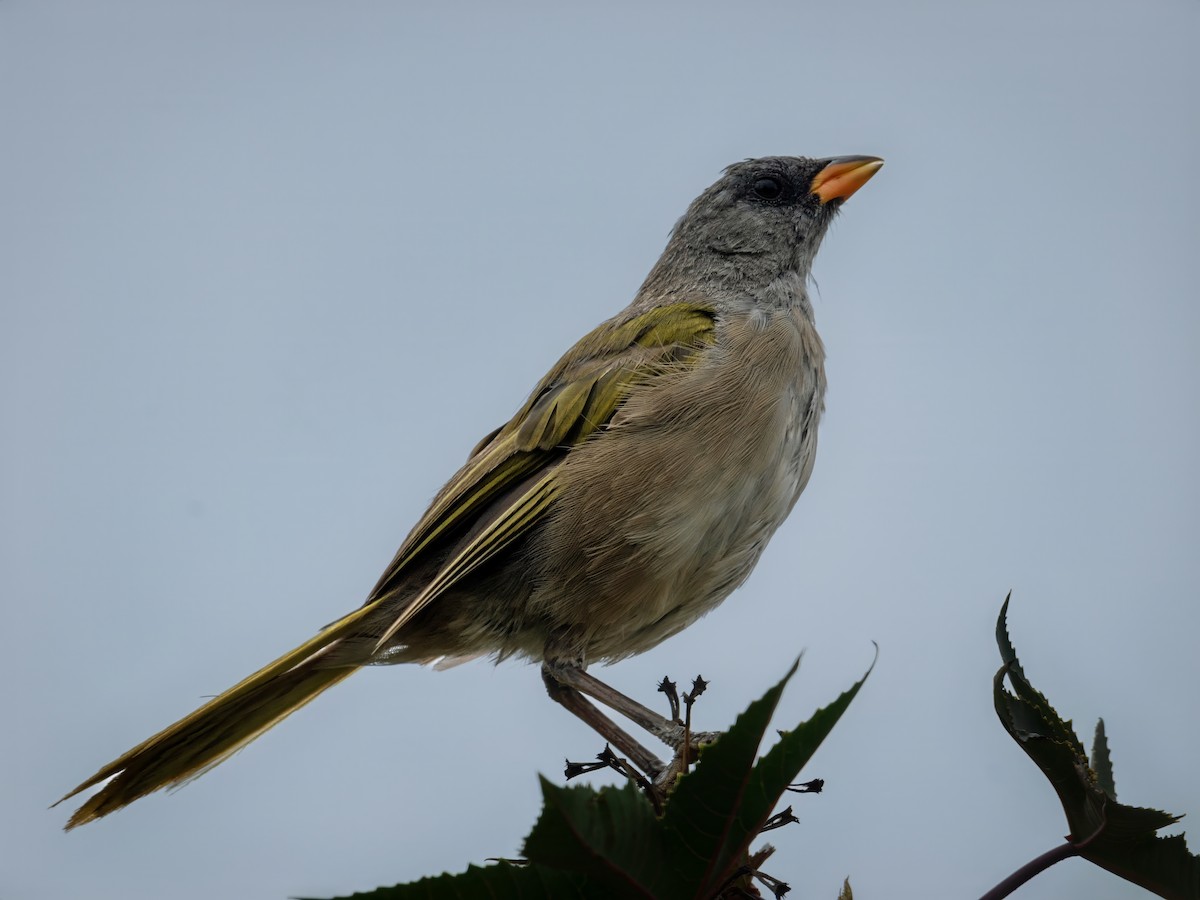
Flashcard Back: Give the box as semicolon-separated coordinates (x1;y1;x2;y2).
978;842;1080;900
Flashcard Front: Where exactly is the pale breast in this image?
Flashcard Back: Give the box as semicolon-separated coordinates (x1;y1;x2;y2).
527;305;826;662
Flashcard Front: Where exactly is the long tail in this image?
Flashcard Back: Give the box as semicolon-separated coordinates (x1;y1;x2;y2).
56;604;377;829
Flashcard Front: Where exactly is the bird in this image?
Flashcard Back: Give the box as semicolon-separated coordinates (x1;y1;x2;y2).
57;154;882;828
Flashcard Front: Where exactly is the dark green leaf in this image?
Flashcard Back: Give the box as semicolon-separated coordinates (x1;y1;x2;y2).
1092;719;1116;801
306;659;867;900
522;778;666;898
295;860;593;900
995;595;1087;759
1087;834;1200;899
995;598;1199;899
658;659;799;896
663;655;871;899
745;656;872;831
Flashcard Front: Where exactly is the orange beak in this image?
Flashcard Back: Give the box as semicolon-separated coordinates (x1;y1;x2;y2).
810;155;884;204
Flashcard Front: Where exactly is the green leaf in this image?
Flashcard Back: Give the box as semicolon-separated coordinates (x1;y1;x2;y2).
995;595;1087;760
662;655;872;898
1092;719;1116;801
1089;834;1200;899
658;659;799;896
295;860;594;900
745;656;872;831
522;778;667;898
305;659;868;900
994;598;1200;899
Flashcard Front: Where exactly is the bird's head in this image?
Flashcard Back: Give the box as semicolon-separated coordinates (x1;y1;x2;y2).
640;155;883;304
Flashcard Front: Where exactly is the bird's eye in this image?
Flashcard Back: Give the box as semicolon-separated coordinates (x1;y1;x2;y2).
751;176;784;200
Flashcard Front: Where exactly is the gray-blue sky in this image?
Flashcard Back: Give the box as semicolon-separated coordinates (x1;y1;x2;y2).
3;2;1197;898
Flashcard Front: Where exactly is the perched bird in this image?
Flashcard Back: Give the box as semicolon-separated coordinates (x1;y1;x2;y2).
58;154;882;828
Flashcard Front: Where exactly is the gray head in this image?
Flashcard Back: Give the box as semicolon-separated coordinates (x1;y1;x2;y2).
638;155;882;303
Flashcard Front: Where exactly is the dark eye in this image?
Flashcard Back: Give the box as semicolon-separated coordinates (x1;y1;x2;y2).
751;176;784;200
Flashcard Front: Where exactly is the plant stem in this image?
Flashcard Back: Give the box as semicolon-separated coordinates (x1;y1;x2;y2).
978;841;1079;900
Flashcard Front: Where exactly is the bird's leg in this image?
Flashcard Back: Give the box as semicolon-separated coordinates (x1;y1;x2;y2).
544;660;719;751
541;664;666;779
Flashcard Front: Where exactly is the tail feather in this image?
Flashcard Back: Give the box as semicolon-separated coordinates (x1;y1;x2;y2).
56;604;376;829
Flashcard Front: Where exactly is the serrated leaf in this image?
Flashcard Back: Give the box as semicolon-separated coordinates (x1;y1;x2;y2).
662;655;870;899
995;598;1200;899
295;860;594;900
658;658;799;896
1087;833;1200;899
995;595;1086;758
307;660;867;900
837;877;854;900
745;656;872;826
1092;719;1116;800
522;778;669;899
993;665;1109;842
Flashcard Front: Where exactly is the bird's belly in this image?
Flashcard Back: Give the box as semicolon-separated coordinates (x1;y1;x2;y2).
529;329;824;662
608;386;819;657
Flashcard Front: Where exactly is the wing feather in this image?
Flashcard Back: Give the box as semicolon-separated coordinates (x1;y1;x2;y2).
361;302;718;648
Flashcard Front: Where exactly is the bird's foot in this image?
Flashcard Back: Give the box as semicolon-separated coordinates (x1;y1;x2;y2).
545;663;723;805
